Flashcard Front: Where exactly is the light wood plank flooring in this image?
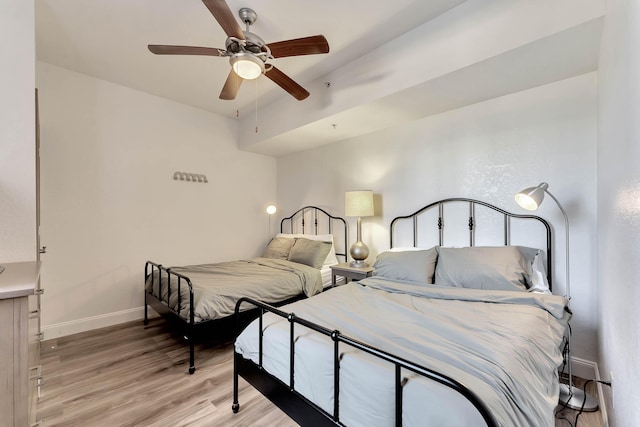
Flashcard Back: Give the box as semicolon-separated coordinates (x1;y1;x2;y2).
38;318;604;426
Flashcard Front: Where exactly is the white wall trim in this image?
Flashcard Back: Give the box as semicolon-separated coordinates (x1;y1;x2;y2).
42;306;152;340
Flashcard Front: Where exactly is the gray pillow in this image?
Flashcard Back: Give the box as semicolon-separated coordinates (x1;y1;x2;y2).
373;248;438;284
434;246;537;291
288;238;332;269
263;237;295;260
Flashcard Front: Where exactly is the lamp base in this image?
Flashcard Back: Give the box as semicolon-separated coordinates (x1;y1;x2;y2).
349;240;370;268
559;383;599;411
349;260;369;268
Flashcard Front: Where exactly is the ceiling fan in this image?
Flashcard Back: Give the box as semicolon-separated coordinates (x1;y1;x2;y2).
148;0;330;101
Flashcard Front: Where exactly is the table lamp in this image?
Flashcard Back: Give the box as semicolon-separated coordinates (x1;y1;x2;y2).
345;190;374;267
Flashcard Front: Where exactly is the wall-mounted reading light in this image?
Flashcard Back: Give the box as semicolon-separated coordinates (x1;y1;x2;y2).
266;205;277;237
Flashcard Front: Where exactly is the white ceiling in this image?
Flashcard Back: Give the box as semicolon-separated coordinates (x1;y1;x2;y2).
36;0;466;118
35;1;604;157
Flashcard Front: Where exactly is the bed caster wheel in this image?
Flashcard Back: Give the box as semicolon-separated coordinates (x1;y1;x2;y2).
189;366;195;375
232;403;240;413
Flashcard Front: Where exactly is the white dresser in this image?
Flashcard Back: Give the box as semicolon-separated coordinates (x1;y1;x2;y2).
0;262;42;427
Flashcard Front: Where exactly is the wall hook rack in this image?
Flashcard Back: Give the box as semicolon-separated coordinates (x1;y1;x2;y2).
173;171;208;183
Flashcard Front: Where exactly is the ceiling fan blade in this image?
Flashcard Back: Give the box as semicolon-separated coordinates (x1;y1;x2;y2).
267;35;330;58
264;66;310;101
219;70;243;100
148;45;225;56
202;0;244;39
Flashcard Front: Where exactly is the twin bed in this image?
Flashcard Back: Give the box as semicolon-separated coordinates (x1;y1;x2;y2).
144;206;347;373
231;198;571;426
144;198;570;425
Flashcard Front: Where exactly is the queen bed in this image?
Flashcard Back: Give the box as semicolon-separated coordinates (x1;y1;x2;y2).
231;198;571;426
143;206;347;374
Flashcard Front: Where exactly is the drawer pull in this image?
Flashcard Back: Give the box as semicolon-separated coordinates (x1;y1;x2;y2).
36;332;44;341
29;309;40;318
35;288;45;295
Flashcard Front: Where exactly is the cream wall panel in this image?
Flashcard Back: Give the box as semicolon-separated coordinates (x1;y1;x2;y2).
36;62;276;335
597;0;640;424
0;0;36;262
277;73;598;361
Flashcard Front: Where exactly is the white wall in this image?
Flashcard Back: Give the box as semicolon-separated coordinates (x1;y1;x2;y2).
597;0;640;424
277;73;599;361
0;1;36;263
37;62;276;337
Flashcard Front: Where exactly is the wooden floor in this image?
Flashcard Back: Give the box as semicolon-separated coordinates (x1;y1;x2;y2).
38;318;604;426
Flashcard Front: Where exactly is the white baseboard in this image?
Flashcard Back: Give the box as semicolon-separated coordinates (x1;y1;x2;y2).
571;356;597;380
42;306;152;340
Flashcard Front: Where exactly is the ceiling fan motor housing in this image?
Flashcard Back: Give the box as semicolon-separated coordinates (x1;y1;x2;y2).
225;32;265;55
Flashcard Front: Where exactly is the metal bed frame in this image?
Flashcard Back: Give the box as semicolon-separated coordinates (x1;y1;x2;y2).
231;198;553;426
144;206;347;374
390;197;552;289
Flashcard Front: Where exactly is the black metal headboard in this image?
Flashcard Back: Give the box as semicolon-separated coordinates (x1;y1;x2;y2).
390;198;552;290
280;206;348;263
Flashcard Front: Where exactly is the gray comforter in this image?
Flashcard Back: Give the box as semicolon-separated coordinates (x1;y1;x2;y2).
235;277;570;426
146;257;323;323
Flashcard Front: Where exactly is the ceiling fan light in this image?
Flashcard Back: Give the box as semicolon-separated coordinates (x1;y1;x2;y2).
230;53;264;80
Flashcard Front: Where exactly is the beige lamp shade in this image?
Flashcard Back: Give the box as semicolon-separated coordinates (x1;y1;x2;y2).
345;191;374;217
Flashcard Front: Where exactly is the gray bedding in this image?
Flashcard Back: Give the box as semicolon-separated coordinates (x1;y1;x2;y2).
235;277;570;426
146;257;323;323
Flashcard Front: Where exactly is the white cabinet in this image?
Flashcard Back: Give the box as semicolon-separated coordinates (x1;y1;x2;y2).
0;262;41;427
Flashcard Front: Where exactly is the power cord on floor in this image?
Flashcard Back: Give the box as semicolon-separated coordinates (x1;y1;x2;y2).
572;379;593;426
555;378;610;426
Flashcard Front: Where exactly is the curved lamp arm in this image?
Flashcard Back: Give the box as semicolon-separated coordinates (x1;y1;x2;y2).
514;183;597;410
515;182;569;299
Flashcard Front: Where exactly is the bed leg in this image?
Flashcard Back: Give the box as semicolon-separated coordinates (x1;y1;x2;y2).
143;301;149;325
188;339;196;374
232;353;240;413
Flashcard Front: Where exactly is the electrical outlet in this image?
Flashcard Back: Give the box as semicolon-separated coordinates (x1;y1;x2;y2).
610;371;615;409
609;371;614;387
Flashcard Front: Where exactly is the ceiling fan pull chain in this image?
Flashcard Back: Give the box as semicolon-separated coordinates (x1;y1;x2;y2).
255;78;259;133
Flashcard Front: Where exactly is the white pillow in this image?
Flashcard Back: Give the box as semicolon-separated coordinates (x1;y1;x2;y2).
276;233;339;266
529;251;551;294
389;247;428;252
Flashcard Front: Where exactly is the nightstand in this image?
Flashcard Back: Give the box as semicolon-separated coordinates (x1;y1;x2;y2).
330;262;374;286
